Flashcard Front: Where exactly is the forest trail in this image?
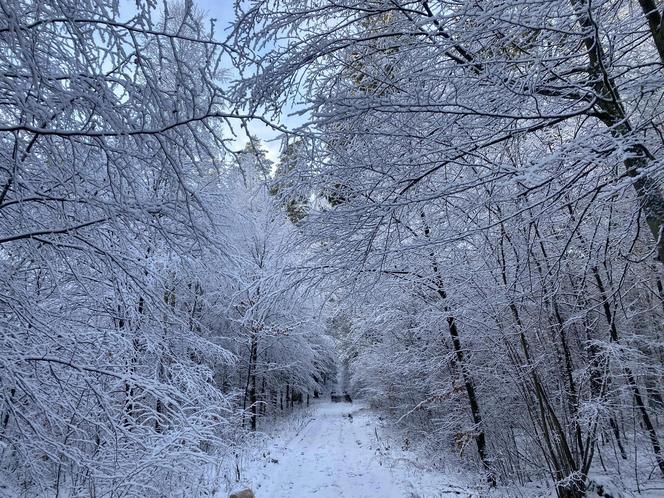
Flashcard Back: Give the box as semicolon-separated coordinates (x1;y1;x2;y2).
242;401;471;498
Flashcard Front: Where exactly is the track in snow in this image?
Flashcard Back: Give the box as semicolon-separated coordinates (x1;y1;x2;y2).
244;401;471;498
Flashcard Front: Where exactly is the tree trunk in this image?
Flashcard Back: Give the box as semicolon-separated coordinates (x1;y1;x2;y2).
593;269;664;476
637;0;664;64
249;335;258;431
495;214;585;492
573;0;664;263
421;212;494;484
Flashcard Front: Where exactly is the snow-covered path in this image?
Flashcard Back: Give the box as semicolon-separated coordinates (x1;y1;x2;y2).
241;401;472;498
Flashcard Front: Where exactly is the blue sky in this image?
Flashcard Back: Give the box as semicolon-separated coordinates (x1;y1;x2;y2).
197;0;291;162
197;0;235;25
116;0;298;161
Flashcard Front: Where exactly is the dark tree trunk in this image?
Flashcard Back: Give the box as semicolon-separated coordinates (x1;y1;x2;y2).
249;335;258;431
637;0;664;65
574;0;664;263
495;214;585;491
594;270;664;476
420;212;494;484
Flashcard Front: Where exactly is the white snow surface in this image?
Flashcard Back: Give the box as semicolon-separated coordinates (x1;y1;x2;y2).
232;400;477;498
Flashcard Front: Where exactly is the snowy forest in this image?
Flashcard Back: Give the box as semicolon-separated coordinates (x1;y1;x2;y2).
3;0;664;497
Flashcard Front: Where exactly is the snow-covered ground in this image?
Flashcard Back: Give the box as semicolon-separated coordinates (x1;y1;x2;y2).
199;400;664;498
229;400;477;498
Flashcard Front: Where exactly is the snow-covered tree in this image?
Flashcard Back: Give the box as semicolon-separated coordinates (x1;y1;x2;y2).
0;1;241;495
